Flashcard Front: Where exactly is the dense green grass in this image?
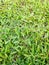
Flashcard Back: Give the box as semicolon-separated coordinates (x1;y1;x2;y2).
0;0;49;65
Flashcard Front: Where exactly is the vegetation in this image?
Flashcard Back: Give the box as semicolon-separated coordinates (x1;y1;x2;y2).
0;0;49;65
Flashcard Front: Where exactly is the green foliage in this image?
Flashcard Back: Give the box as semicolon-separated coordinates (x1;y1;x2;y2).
0;0;49;65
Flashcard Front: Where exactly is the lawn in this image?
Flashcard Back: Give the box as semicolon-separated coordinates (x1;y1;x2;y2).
0;0;49;65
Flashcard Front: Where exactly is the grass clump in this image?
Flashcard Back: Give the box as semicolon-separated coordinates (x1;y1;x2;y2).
0;0;49;65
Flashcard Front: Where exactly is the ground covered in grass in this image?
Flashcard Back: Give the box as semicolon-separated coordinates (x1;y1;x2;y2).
0;0;49;65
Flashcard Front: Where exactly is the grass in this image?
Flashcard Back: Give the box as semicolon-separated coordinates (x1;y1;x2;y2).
0;0;49;65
